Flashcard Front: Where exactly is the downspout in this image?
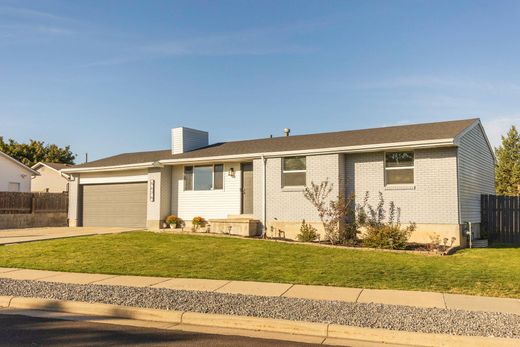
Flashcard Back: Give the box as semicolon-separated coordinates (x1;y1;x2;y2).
455;147;464;246
262;155;267;238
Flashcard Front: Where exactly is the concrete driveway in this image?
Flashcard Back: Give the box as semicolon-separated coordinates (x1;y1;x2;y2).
0;227;137;245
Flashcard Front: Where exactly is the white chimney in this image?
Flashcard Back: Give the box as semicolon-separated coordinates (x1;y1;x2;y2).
171;127;209;154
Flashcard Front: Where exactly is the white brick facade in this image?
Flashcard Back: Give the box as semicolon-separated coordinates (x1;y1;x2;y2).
345;148;460;225
253;154;343;223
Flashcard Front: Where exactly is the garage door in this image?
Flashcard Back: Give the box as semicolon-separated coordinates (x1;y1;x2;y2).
81;182;147;228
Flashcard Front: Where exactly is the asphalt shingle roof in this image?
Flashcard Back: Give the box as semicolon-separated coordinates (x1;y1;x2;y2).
44;163;74;170
73;118;477;169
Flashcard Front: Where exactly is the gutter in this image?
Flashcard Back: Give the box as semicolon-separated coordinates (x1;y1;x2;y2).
62;162;155;174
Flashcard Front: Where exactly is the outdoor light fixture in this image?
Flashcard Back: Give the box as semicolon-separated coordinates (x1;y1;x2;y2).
228;167;235;177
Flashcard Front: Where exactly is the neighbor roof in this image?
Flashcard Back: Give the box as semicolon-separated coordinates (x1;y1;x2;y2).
32;162;74;171
71;118;478;170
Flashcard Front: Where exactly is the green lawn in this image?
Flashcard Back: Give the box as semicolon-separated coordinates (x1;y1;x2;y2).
0;231;519;298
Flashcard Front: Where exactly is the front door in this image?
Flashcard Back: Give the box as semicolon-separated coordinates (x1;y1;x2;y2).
241;163;254;214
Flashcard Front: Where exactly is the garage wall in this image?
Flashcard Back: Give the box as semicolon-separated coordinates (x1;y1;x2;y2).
68;169;150;228
147;166;172;229
79;169;148;184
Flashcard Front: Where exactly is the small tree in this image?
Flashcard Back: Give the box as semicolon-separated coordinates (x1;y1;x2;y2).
296;220;319;242
303;180;358;245
495;125;520;196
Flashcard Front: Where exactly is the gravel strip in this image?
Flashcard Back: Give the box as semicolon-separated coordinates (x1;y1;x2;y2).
0;278;519;339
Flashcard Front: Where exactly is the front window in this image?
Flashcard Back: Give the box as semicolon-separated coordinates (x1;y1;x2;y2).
184;164;224;191
385;152;414;185
282;156;306;187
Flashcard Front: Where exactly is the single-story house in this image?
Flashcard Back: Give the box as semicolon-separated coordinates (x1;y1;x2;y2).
63;118;495;246
31;162;73;193
0;151;39;192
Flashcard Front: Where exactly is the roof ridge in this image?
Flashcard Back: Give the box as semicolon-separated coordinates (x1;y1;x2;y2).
221;118;479;144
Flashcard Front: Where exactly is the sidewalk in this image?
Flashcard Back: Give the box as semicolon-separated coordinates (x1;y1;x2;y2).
0;227;135;245
1;267;519;316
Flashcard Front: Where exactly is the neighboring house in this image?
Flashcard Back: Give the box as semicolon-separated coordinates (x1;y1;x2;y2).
0;151;39;192
63;119;495;246
31;162;73;193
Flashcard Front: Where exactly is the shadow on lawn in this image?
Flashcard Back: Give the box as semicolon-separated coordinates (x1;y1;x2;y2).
487;242;520;249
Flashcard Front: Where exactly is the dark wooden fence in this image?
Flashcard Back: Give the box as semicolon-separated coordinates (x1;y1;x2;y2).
0;192;68;214
481;194;520;244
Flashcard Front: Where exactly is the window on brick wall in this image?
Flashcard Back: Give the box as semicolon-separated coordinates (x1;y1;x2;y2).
384;152;414;185
282;156;306;187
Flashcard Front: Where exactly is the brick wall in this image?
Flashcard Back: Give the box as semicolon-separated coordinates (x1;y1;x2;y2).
345;147;460;224
253;154;342;224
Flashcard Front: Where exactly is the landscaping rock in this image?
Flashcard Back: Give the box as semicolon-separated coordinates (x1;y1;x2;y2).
0;278;519;339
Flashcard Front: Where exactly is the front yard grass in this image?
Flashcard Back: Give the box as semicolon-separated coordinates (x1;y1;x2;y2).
0;231;519;298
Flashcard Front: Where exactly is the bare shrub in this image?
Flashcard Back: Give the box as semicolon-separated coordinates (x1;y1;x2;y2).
303;180;358;245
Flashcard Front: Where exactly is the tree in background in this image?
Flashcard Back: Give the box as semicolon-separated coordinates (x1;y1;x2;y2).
495;125;520;196
0;137;75;167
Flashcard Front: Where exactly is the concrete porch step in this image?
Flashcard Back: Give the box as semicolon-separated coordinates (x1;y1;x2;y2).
208;218;260;237
226;214;256;219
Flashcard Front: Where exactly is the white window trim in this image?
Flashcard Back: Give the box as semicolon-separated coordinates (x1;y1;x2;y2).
281;157;307;188
383;151;415;186
183;164;225;192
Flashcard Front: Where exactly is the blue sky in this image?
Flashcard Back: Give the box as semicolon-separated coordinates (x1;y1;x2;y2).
1;0;519;163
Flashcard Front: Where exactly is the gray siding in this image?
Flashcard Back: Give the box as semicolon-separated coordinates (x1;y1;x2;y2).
345;148;459;224
458;124;495;223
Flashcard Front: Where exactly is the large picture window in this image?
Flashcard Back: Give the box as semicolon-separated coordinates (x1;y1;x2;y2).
282;156;306;187
385;152;414;185
184;164;224;191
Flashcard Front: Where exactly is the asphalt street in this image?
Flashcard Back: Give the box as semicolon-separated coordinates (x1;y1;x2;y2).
0;314;320;347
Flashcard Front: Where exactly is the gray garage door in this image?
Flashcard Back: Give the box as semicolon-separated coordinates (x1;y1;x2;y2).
81;182;147;228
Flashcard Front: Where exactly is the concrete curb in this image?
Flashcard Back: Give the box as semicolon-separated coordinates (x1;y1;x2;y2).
0;295;518;346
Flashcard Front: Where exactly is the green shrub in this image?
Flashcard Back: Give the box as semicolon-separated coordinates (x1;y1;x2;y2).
358;192;415;249
297;220;318;242
363;224;414;249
